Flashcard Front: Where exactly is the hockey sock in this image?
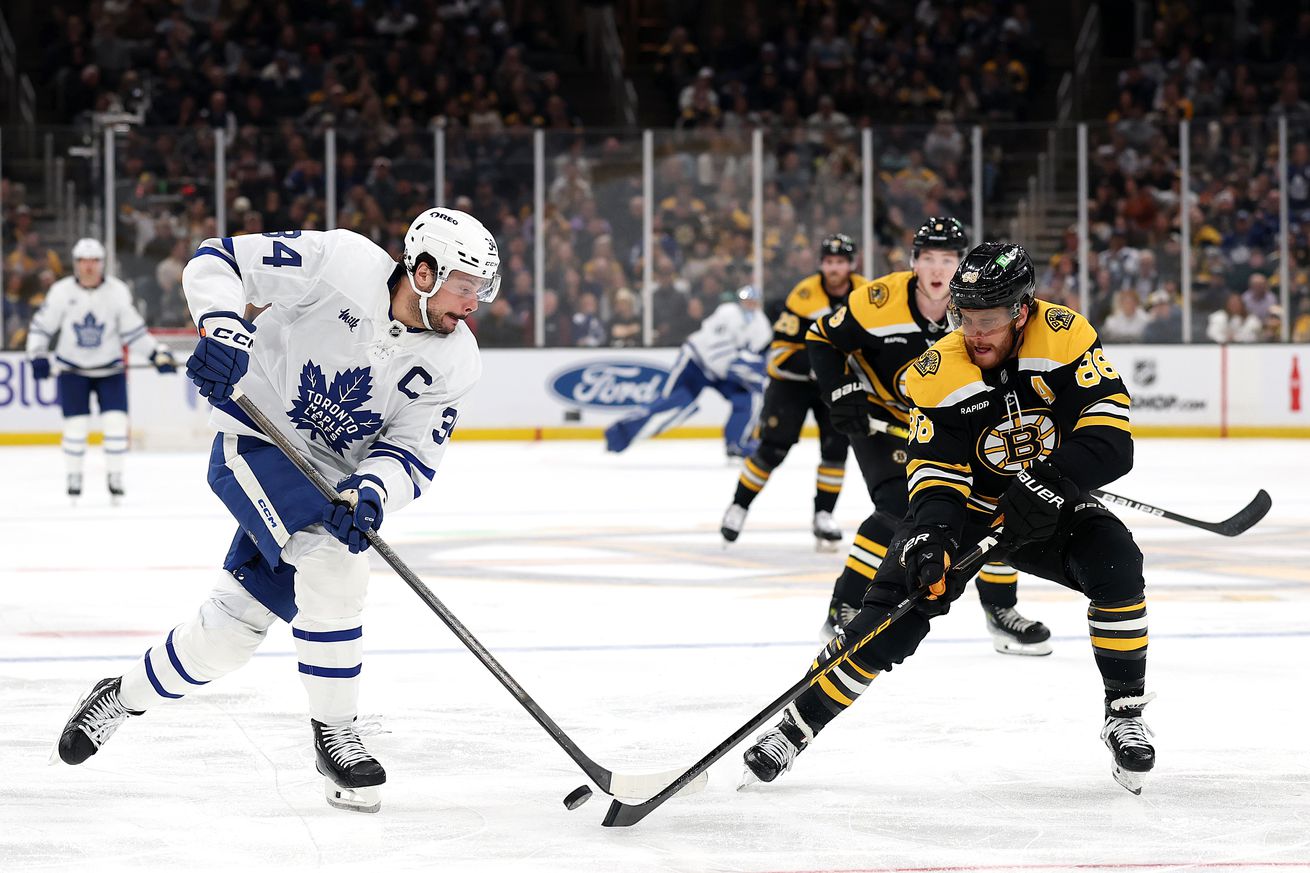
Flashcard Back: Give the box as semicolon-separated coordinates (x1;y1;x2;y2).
1088;596;1148;700
832;514;896;603
63;414;89;476
974;561;1019;608
119;571;277;711
814;462;845;514
102;410;129;475
734;456;775;509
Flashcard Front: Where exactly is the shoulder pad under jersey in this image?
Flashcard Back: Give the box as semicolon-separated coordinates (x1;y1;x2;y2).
905;331;988;409
848;271;915;332
1016;300;1099;373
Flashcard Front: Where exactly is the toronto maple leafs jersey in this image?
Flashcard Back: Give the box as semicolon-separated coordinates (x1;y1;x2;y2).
26;275;162;377
684;301;772;381
182;229;481;513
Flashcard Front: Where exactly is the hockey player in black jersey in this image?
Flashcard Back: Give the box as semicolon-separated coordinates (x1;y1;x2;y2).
720;234;867;550
742;242;1155;795
807;218;1050;655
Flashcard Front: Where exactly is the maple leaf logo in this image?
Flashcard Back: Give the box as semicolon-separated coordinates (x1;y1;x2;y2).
72;311;106;348
286;361;384;456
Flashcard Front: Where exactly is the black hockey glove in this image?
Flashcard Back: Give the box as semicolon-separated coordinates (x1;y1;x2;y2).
996;460;1079;551
827;380;870;438
899;525;963;616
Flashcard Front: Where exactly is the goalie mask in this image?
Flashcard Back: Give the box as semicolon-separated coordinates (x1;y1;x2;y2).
402;208;502;331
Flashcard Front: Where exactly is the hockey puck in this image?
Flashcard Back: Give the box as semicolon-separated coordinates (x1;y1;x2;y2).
563;785;593;810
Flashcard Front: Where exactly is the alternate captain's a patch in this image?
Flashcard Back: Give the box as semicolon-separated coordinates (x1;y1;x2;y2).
914;349;941;376
1046;307;1076;331
867;283;889;307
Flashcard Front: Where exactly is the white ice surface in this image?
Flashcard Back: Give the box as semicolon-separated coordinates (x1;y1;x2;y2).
2;437;1308;873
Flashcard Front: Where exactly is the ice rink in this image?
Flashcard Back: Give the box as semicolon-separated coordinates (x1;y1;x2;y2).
3;436;1308;873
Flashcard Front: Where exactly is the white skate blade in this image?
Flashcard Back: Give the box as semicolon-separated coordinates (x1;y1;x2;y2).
814;538;840;553
989;632;1053;657
737;767;762;791
1111;763;1148;795
323;778;381;813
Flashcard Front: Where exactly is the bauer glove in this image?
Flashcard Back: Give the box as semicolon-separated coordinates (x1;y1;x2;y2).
899;525;962;616
827;380;870;438
996;460;1079;551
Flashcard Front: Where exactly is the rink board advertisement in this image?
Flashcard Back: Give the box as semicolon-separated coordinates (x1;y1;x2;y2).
0;345;1306;446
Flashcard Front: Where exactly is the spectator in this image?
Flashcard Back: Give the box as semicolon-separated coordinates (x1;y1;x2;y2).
608;288;642;347
1142;288;1184;343
1207;293;1262;343
541;289;572;347
570;292;606;347
1100;289;1151;343
1241;273;1277;322
476;297;526;348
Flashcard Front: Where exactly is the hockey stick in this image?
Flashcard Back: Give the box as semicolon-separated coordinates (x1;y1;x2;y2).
600;527;1004;828
866;418;1271;537
229;388;707;802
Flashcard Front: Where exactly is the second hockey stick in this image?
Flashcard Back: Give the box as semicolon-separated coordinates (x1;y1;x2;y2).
230;388;707;802
600;527;1004;828
866;417;1271;537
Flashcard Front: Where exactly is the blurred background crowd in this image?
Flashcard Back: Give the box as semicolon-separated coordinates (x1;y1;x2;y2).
3;0;1309;350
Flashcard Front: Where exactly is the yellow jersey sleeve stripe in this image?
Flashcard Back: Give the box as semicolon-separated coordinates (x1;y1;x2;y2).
1074;415;1133;433
907;458;971;474
910;479;971;501
1090;635;1149;651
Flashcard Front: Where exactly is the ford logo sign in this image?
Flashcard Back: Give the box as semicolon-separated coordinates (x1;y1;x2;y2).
549;360;668;408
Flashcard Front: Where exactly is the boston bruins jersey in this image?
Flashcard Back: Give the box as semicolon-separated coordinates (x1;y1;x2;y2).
904;300;1133;532
768;271;866;382
806;271;949;425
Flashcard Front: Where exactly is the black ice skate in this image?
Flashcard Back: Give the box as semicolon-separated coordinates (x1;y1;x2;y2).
1101;692;1156;795
55;677;142;765
812;511;841;552
739;707;811;789
107;473;125;506
67;473;82;501
821;596;859;641
721;503;748;546
313;718;387;813
982;604;1053;656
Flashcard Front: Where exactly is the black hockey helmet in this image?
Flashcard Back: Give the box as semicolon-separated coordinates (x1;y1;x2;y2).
819;233;856;262
913;217;968;256
948;242;1036;320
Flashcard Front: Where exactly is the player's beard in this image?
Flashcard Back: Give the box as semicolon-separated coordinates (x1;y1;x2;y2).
424;298;461;335
964;326;1018;370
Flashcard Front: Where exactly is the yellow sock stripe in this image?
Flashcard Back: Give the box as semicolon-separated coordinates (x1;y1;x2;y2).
744;458;770;479
1090;635;1149;652
817;465;846;476
816;482;843;494
852;535;888;556
977;571;1017;584
817;673;854;706
844;556;878;579
737;476;764;493
847;660;878;680
1090;600;1146;614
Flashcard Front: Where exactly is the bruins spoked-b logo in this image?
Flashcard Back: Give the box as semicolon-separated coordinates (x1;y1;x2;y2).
1045;307;1076;332
976;408;1059;475
913;349;941;377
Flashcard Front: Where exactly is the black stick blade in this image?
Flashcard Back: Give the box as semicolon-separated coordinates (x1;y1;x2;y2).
1215;489;1272;537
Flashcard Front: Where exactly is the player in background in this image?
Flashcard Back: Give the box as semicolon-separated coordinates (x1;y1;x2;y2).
605;285;772;458
25;238;177;503
741;243;1155;795
807;218;1050;655
54;209;498;814
720;234;867;550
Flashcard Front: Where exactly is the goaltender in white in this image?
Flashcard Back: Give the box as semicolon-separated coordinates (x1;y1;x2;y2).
54;209;499;814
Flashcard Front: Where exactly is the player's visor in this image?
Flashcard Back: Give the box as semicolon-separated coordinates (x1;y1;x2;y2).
947;304;1013;336
442;269;501;303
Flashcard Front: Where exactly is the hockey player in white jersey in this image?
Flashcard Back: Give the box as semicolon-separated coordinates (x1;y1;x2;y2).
55;209;498;814
605;284;772;456
25;238;177;502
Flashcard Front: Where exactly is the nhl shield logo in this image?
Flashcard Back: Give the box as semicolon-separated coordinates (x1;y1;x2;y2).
913;349;941;377
1045;307;1076;332
960;270;981;284
1134;358;1158;386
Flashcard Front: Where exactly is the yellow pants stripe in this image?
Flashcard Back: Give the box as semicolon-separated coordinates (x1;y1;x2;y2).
852;535;888;557
1090;635;1149;651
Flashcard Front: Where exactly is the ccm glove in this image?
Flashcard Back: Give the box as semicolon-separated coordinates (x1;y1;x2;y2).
899;525;963;616
996;460;1079;550
322;475;386;554
30;357;51;381
151;347;178;374
186;311;255;403
827;380;871;438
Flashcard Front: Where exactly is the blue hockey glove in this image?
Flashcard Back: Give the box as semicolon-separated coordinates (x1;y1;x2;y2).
187;311;255;403
322;475;386;554
31;357;51;381
151;348;178;374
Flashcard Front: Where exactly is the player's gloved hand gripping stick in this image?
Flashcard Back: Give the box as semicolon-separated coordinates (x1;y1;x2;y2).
866;417;1271;537
228;387;707;803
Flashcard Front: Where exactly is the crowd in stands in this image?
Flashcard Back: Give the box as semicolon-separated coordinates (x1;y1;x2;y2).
6;3;1309;351
1036;7;1310;343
